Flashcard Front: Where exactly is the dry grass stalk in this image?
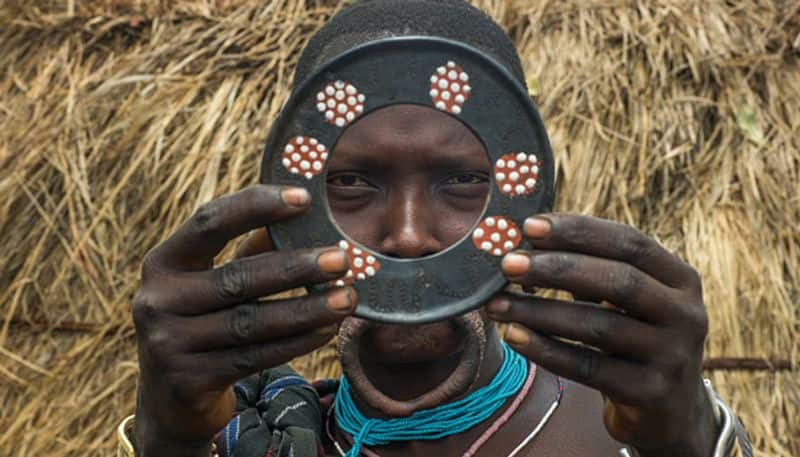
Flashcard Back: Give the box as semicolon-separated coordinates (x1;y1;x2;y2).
0;1;797;455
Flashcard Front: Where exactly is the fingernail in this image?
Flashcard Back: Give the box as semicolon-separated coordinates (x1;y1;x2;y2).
317;249;349;274
501;252;530;277
504;324;530;346
314;324;338;336
327;287;357;313
524;217;551;239
485;297;510;317
281;187;310;207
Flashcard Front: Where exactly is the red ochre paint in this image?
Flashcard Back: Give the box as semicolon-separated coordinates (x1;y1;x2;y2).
315;80;366;128
281;136;329;179
333;240;381;286
430;61;471;115
472;216;522;257
494;152;540;197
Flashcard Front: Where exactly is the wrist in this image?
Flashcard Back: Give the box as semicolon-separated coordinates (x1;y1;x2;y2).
634;379;718;457
133;380;218;457
132;414;214;457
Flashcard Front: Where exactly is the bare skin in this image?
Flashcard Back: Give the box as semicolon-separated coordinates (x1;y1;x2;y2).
132;105;716;457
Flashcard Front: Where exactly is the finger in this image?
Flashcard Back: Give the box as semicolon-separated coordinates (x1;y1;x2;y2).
501;250;676;323
199;325;339;388
522;214;699;291
503;324;651;405
148;185;310;271
486;293;660;360
163;247;349;314
180;287;357;351
235;228;274;259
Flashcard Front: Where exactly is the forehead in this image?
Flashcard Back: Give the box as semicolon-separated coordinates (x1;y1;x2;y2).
330;104;489;168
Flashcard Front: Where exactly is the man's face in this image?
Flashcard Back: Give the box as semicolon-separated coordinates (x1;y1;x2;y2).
327;104;490;364
327;104;490;257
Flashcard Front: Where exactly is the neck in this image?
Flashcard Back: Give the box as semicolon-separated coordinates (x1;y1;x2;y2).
346;323;504;419
332;330;518;457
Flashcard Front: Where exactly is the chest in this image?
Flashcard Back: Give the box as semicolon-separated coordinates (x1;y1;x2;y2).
321;374;624;457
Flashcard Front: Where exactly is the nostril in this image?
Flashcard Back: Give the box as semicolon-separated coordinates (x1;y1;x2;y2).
380;232;443;259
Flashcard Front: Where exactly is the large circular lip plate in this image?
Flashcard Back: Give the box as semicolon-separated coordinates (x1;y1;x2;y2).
261;36;554;325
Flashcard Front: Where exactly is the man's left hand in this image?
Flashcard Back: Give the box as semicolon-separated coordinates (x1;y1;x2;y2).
485;213;717;456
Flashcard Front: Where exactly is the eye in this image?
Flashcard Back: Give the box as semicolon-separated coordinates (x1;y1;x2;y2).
440;172;489;200
328;173;373;187
444;173;488;185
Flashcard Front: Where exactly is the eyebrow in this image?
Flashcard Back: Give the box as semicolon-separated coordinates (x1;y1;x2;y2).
328;143;490;172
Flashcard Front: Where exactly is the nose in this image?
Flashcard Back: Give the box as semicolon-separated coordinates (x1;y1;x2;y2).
379;187;443;258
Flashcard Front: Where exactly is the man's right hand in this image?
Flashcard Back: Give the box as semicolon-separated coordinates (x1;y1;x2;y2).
131;185;354;456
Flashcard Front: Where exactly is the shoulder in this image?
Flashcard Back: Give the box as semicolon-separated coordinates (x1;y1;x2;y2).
521;371;625;457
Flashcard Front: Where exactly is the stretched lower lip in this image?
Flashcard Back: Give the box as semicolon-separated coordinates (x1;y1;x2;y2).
359;323;465;364
337;312;486;417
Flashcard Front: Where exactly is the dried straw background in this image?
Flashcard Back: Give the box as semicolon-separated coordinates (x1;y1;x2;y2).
0;0;798;455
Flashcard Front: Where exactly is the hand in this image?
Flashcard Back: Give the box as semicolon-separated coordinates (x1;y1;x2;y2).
132;185;355;457
486;214;716;456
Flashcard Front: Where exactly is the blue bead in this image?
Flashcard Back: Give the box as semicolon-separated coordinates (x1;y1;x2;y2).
335;343;528;456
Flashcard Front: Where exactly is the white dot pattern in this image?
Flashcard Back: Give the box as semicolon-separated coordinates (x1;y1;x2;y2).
472;216;522;257
430;61;471;115
282;136;328;180
316;81;365;128
494;152;541;197
332;240;381;286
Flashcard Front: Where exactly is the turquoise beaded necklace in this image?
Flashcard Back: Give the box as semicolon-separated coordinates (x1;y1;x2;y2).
334;342;528;457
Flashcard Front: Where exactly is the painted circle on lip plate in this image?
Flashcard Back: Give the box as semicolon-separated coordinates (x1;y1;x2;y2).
261;37;554;324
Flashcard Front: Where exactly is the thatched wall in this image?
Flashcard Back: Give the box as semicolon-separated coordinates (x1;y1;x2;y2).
1;1;797;455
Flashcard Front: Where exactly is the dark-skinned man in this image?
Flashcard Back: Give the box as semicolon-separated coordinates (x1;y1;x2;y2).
121;1;749;456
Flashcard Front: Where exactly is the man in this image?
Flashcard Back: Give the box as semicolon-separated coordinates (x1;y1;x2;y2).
124;1;745;456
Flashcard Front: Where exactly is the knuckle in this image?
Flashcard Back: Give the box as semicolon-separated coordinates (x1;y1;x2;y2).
241;185;271;207
615;225;651;260
138;327;179;371
684;305;709;342
686;266;704;293
230;348;260;375
609;266;644;297
140;248;163;280
584;314;614;343
225;304;257;343
277;253;309;283
144;327;173;354
576;350;600;381
644;372;672;403
131;290;161;330
276;298;313;330
558;216;591;247
215;262;250;301
538;252;576;276
192;201;224;239
656;340;687;370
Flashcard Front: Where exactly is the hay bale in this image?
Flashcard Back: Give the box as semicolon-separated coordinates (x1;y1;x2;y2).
0;1;797;455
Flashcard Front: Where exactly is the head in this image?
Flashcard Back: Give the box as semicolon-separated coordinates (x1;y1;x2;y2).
292;0;528;416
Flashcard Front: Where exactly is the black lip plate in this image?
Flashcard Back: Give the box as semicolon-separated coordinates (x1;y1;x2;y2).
260;36;554;325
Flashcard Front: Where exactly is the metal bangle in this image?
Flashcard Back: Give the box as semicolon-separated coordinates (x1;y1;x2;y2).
117;415;220;457
704;378;754;457
618;379;753;457
117;415;135;457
